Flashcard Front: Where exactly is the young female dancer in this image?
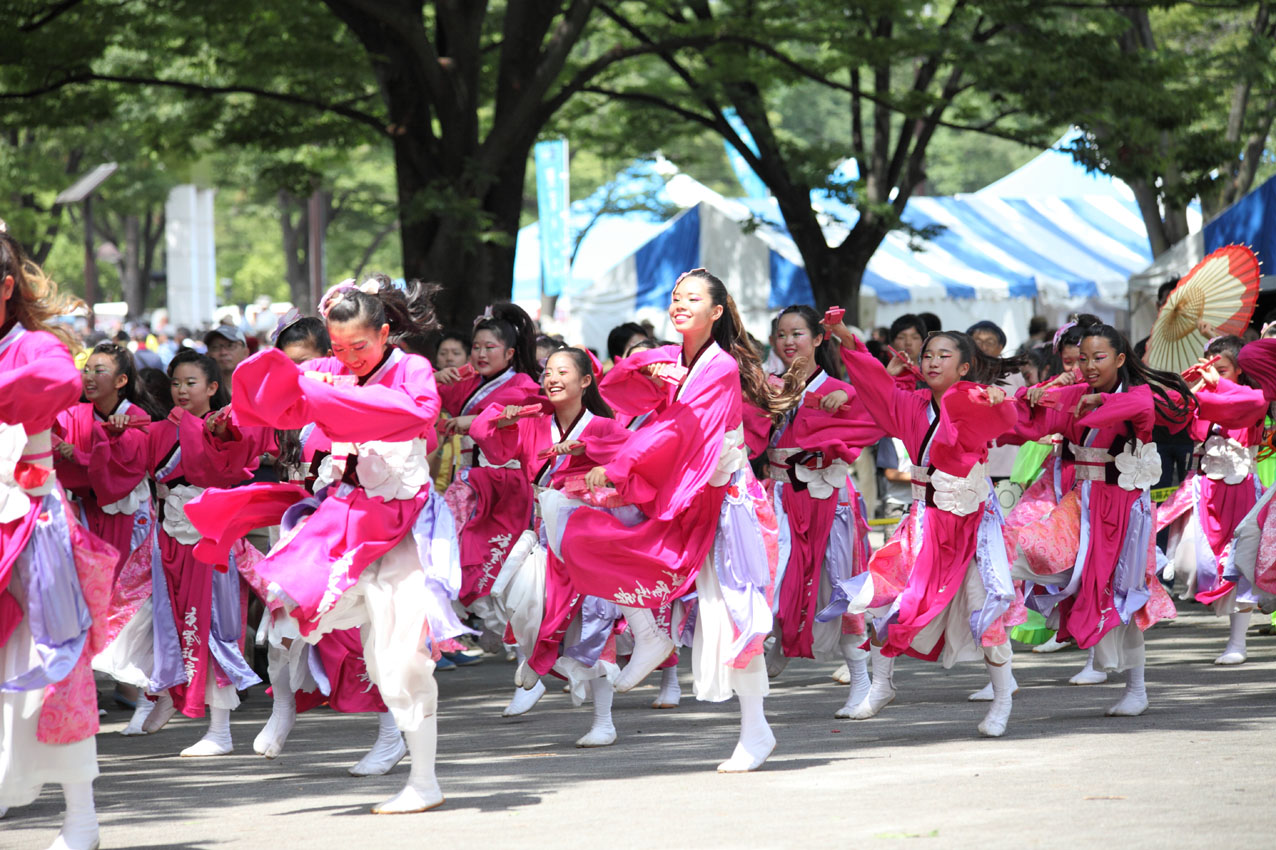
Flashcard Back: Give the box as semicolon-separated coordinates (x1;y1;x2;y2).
141;350;273;755
196;279;463;813
229;314;406;776
1229;336;1276;603
552;269;782;772
53;342;161;735
0;229;115;850
760;306;883;718
826;322;1022;737
1157;336;1267;663
471;346;632;745
434;304;541;647
1012;324;1186;716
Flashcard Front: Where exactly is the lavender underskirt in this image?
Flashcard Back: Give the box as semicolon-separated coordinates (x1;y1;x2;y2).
0;491;91;692
563;596;621;668
1028;481;1152;625
209;551;261;690
713;467;773;660
816;489;872;623
1212;475;1264;606
149;543;185;692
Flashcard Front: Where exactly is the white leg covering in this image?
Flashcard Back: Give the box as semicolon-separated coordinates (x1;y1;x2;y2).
846;645;895;720
615;606;675;692
120;696;155;736
1215;613;1249;665
830;662;851;684
371;714;444;814
977;656;1014;737
1031;633;1070;653
141;690;175;734
764;635;790;678
502;677;546;717
1069;647;1108;685
575;678;617;747
45;781;99;850
254;662;297;758
834;636;871;718
1106;664;1148;717
180;705;233;757
716;693;776;773
652;665;681;709
349;712;407;776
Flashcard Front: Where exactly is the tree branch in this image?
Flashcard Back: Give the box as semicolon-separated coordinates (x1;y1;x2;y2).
18;0;87;32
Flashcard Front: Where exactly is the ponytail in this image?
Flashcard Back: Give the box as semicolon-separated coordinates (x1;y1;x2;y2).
474;302;541;380
923;331;1022;386
321;275;442;348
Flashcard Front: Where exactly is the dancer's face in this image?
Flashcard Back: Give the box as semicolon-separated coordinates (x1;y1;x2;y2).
471;329;513;377
669;277;721;338
1078;336;1124;391
170;363;217;416
281;339;324;366
542;351;590;408
775;313;822;370
1060;345;1080;373
81;352;126;404
328;320;389;378
920;335;969;392
1215;353;1239;383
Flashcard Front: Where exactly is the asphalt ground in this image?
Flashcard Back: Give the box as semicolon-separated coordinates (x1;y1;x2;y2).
4;603;1274;849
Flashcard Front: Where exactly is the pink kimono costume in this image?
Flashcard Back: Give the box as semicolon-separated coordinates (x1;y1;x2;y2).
147;406;271;718
764;370;883;661
0;325;116;808
438;368;541;626
1156;379;1267;612
193;347;465;732
54;401;159;691
552;343;779;703
1011;383;1177;672
840;339;1021;667
1228;339;1276;595
471;401;632;697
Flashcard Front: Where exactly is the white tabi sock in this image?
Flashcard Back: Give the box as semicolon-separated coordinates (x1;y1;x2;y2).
614;606;675;692
652;665;682;709
120;695;155;736
350;712;407;776
1215;613;1249;665
372;714;444;814
46;781;98;850
254;667;296;758
141;690;175;734
1106;664;1148;717
180;706;233;757
834;636;871;718
576;678;617;747
846;646;895;720
717;693;776;773
1069;647;1108;685
977;658;1014;737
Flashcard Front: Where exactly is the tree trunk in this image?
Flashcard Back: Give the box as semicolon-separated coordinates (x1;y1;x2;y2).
122;214;144;319
279;191;311;312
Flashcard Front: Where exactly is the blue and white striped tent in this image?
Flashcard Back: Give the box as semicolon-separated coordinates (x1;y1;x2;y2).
522;139;1181;353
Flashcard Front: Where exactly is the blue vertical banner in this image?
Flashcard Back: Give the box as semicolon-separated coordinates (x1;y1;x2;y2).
722;108;770;199
534;139;571;297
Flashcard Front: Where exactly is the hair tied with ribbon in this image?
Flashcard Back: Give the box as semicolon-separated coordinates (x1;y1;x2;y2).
1052;320;1077;353
270;307;303;345
317;279;358;320
674;267;708;287
472;304;495;328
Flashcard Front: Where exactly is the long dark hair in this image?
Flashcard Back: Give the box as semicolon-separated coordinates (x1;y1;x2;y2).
138;368;174;417
167;348;230;411
0;227;80;350
1205;334;1254;388
607;321;649;362
473;301;540;380
325;277;442;348
545;347;613;418
675;269;784;419
1079;324;1194;424
88;341;166;420
276;316;330;355
923;331;1023;386
776;305;841;378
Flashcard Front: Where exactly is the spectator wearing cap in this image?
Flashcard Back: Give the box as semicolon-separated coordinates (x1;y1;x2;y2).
204;324;250;389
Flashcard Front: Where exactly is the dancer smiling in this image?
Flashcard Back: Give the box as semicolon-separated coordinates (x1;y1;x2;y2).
195;278;463;813
552;269;782;772
471;346;632;746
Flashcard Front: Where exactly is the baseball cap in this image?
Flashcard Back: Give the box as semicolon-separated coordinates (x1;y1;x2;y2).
204;325;247;346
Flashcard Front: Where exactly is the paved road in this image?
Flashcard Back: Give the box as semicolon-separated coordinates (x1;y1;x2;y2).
5;605;1274;849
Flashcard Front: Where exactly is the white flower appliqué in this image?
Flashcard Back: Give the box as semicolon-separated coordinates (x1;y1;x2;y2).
930;465;990;517
1114;440;1161;491
356;438;430;501
794;459;851;501
0;422;31;523
1200;434;1252;485
162;483;205;545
